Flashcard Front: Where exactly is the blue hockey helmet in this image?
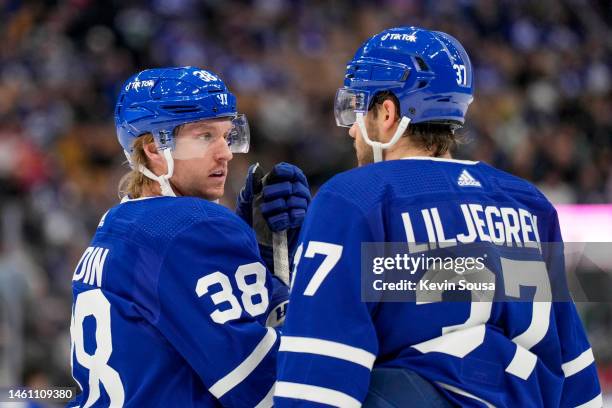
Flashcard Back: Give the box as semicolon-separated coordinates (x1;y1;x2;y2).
335;26;474;129
115;66;249;154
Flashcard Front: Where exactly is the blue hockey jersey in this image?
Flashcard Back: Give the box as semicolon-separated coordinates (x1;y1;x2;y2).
275;157;601;407
69;196;286;407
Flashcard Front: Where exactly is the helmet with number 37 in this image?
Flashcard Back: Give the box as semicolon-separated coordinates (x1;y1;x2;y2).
334;26;474;129
115;66;249;155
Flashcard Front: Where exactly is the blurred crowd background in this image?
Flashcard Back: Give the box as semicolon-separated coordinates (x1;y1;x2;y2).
1;0;611;402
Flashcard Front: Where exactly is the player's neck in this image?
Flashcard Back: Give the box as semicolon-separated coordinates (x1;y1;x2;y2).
140;183;162;198
384;145;452;161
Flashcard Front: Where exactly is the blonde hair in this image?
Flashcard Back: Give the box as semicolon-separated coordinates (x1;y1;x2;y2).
118;133;156;199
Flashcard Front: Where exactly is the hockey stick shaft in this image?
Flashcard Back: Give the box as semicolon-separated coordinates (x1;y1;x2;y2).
273;230;290;286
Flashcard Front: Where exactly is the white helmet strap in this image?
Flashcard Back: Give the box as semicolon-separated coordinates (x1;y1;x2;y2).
123;148;177;197
355;112;411;163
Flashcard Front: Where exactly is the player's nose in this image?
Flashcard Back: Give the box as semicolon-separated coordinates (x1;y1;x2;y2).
215;138;233;162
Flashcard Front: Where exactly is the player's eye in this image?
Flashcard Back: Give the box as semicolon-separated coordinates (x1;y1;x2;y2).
196;133;214;142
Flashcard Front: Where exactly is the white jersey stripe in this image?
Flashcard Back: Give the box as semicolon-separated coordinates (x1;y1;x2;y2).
575;393;603;408
505;344;537;380
254;384;275;408
279;336;376;369
412;324;485;358
209;327;277;398
562;348;595;378
274;381;361;408
436;382;495;408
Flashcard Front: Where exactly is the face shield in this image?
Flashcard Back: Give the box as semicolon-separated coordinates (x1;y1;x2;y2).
334;88;371;128
165;114;250;160
227;113;250;153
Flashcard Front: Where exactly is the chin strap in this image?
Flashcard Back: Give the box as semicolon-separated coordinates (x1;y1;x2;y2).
356;112;411;163
124;149;176;197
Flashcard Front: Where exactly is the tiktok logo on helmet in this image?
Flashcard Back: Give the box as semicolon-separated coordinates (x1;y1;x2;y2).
124;79;155;91
380;32;418;42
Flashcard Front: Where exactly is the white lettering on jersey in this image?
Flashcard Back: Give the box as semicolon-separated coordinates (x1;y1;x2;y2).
72;247;110;287
402;205;541;254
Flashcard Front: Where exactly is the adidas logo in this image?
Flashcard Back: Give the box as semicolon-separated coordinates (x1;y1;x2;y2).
457;169;481;187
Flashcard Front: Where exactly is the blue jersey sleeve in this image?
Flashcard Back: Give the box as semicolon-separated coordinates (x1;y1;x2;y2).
155;216;279;407
544;209;602;408
275;190;379;407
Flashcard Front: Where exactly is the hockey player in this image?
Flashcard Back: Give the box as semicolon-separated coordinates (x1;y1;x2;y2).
69;66;310;407
275;27;602;407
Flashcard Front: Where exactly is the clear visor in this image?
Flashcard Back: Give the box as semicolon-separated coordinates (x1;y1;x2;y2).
334;88;370;127
227;113;250;153
170;114;250;160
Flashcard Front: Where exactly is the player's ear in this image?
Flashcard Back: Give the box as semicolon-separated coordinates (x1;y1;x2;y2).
380;99;399;132
142;138;167;175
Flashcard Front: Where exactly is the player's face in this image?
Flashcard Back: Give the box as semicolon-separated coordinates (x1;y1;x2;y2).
170;118;233;200
348;113;378;166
